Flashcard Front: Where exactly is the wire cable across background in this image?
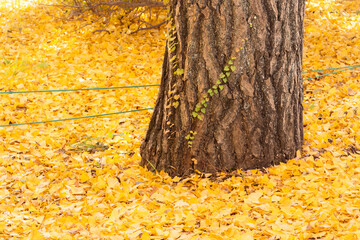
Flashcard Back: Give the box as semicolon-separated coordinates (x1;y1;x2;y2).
0;108;154;128
0;64;359;95
0;64;359;128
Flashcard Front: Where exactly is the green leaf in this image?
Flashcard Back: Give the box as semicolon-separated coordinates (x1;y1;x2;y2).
223;78;228;83
219;85;224;90
226;72;230;77
216;80;221;85
195;107;200;112
189;136;195;140
197;115;203;121
219;73;225;78
174;68;184;75
230;66;236;72
185;134;191;140
228;60;233;65
204;103;208;107
224;66;230;71
212;85;218;90
190;131;194;134
201;108;206;114
170;56;177;62
201;99;206;104
208;89;213;95
209;92;214;97
192;112;198;117
214;89;218;94
172;101;179;108
231;56;236;60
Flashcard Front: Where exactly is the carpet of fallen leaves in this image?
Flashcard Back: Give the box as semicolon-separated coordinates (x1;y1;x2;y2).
0;0;360;239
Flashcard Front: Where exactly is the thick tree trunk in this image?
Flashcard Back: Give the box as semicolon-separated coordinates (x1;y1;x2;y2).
141;0;305;177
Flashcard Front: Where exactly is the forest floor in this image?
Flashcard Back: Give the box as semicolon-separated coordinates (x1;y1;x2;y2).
0;0;360;239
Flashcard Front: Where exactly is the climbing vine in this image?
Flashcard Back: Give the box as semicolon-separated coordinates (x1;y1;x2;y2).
165;11;238;148
185;131;197;148
164;10;183;136
186;57;236;147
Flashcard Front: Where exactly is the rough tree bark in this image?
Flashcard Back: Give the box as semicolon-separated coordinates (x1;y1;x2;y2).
141;0;305;177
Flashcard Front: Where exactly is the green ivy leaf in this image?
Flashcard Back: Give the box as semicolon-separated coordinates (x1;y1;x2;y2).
170;56;177;62
214;89;218;94
224;66;230;71
172;101;179;108
219;85;224;90
219;73;226;78
174;68;184;75
185;134;190;140
197;115;203;121
230;66;236;72
212;85;218;90
216;80;221;85
201;99;206;104
228;60;233;65
208;89;213;95
226;72;230;77
231;56;236;60
204;103;208;107
201;108;206;114
192;112;198;117
223;78;228;83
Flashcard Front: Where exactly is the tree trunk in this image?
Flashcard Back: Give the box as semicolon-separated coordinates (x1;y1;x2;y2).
141;0;305;177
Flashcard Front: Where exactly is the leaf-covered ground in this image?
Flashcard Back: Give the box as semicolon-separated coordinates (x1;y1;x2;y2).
0;0;359;239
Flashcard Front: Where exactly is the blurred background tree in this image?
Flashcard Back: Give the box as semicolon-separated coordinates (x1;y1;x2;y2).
49;0;167;33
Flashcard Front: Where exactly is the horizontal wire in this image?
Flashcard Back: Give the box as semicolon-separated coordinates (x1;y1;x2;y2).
302;64;360;73
303;65;359;81
1;64;359;128
0;84;160;94
0;107;154;128
0;65;359;94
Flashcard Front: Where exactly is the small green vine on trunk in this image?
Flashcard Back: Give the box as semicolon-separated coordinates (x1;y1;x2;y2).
185;131;197;148
186;57;236;147
164;11;183;137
